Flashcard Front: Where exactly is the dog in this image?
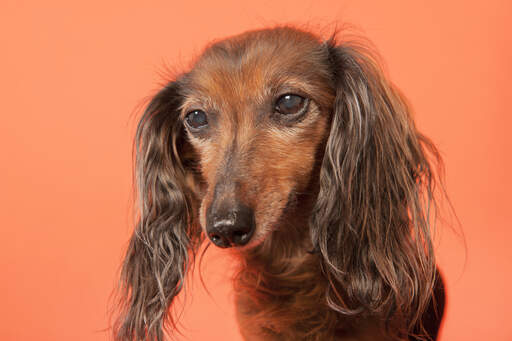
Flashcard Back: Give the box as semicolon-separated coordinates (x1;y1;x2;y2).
114;26;446;341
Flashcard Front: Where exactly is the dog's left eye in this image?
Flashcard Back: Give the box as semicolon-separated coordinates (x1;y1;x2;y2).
275;94;308;116
185;110;208;130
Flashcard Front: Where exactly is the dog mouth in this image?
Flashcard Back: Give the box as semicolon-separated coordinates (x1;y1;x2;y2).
203;187;300;249
239;192;300;249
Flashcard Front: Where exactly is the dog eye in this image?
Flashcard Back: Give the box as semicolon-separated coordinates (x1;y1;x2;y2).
275;94;308;116
185;110;208;129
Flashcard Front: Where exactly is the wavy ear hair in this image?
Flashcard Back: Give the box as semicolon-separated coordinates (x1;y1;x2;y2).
115;81;201;341
311;38;442;339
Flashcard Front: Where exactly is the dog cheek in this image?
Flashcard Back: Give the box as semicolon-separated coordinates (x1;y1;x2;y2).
190;142;224;229
252;181;293;238
197;175;218;233
198;195;209;233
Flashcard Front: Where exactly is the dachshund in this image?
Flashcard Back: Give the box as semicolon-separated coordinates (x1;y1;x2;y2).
114;26;446;341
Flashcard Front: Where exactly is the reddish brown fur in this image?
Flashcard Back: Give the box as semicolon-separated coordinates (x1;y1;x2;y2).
114;26;445;341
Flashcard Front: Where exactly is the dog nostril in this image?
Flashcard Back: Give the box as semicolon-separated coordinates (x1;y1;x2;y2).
208;232;230;248
231;228;252;245
232;230;246;238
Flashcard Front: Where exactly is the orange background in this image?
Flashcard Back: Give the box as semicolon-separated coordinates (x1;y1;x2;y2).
1;1;511;340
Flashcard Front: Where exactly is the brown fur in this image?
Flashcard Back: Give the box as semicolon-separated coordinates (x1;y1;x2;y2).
114;26;446;341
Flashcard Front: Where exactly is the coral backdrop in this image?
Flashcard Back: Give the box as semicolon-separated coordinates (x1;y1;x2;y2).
1;1;510;340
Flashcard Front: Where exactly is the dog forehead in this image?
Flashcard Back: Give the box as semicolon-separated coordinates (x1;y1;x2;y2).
183;28;329;104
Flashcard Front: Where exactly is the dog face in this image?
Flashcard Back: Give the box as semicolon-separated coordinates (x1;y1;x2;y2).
116;26;443;341
180;29;334;248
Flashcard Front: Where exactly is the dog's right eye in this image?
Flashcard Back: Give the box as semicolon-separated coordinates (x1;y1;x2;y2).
185;110;208;130
274;94;309;120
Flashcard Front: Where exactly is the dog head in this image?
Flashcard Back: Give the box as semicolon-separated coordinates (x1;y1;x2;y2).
115;26;441;341
180;28;333;248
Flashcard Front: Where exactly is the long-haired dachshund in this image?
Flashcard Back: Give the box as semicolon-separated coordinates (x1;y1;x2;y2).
114;26;446;341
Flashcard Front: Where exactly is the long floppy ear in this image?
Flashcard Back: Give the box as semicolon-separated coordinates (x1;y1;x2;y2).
115;81;201;341
311;39;442;339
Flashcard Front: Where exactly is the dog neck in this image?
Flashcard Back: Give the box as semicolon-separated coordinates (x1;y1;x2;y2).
232;199;343;340
231;198;392;341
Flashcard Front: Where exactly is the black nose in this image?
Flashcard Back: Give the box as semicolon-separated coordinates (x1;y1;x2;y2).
206;204;255;248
